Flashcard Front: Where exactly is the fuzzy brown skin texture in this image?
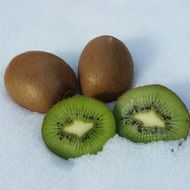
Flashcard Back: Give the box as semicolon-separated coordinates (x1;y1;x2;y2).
4;51;77;113
79;35;133;102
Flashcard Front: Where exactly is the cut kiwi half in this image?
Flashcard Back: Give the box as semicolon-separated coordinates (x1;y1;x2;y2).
42;96;116;159
114;85;189;143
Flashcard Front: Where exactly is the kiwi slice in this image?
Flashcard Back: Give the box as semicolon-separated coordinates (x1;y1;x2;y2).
42;96;116;159
114;85;189;143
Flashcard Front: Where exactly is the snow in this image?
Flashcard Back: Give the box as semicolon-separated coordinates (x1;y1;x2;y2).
0;0;190;190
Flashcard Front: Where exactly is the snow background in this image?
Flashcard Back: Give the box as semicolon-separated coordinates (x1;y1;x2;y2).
0;0;190;189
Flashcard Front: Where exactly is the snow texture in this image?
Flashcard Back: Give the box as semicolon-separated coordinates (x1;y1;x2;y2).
0;0;190;190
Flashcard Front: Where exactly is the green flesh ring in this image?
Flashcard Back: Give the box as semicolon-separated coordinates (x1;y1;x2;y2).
114;85;190;143
42;96;116;159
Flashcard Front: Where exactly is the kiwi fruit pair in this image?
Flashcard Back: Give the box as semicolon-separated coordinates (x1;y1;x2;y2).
42;84;189;159
4;35;133;112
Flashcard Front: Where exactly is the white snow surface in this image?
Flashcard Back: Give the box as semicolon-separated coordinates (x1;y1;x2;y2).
0;0;190;190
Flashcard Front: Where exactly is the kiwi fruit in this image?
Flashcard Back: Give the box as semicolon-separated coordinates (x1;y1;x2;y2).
42;96;116;159
114;84;190;143
4;51;77;113
79;35;133;102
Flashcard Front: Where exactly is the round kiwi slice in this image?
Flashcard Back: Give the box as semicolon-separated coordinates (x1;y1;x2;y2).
42;96;116;159
114;84;190;143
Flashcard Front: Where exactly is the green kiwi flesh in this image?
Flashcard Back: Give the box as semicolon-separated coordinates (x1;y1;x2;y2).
42;96;116;159
114;85;189;143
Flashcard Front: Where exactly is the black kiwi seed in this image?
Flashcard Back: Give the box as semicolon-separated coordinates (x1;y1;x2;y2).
137;127;142;133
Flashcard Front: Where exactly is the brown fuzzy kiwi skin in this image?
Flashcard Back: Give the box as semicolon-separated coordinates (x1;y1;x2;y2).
79;35;133;102
4;51;77;113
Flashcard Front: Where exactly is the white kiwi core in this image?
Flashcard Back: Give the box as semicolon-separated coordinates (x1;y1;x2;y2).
63;120;94;137
133;110;165;128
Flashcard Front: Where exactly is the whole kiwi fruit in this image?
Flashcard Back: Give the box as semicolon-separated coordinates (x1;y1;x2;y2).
79;35;133;102
42;96;116;159
4;51;77;113
114;84;190;143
